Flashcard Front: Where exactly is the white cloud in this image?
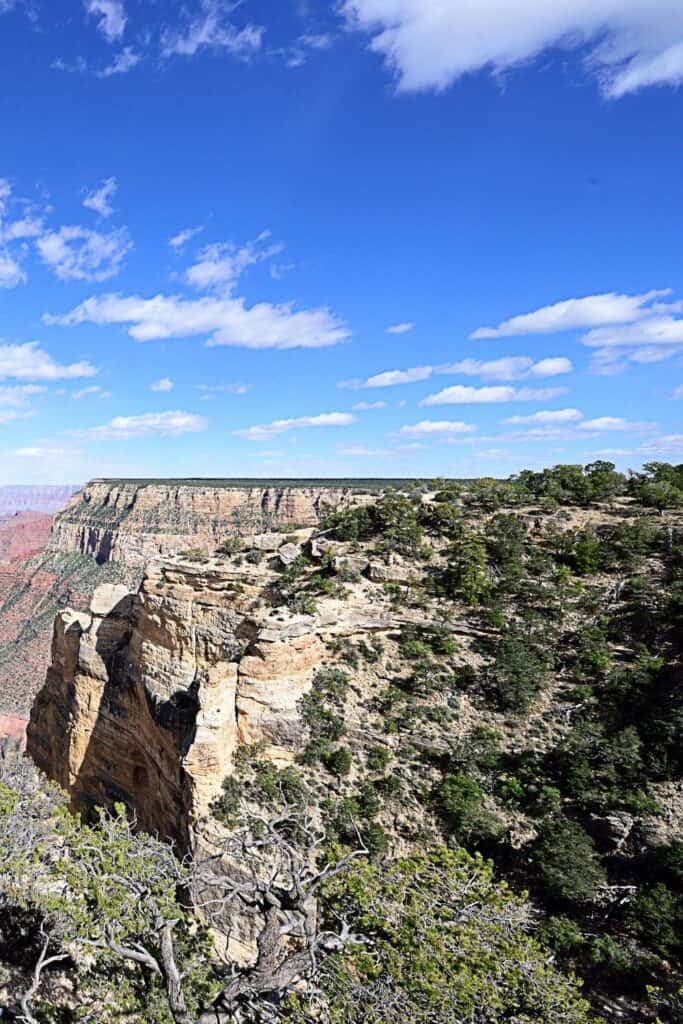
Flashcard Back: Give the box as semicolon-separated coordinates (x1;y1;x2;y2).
0;341;96;381
637;433;683;454
96;47;141;76
472;290;668;338
439;355;573;381
37;226;132;282
74;410;207;441
0;216;44;245
578;416;657;432
46;291;350;350
233;411;355;441
72;385;104;399
399;420;477;437
385;321;415;334
673;385;683;399
169;226;203;252
504;408;583;425
185;234;283;291
582;316;683;349
342;1;683;98
343;355;572;390
0;250;26;288
352;400;387;411
420;384;567;406
342;365;432;389
151;377;174;393
161;0;264;59
83;177;117;218
84;0;126;42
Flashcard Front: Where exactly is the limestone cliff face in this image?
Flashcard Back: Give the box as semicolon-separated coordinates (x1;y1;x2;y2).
49;480;366;567
27;546;398;848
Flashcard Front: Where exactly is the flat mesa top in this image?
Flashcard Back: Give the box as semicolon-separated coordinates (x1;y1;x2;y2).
90;478;469;489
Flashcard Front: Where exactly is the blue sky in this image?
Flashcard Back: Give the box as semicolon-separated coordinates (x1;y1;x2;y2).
1;0;683;483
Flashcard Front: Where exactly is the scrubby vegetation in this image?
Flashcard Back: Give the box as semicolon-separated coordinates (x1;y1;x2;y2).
2;461;682;1022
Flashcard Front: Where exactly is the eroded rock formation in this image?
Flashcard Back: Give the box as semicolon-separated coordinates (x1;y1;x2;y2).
27;540;401;848
50;480;369;566
0;480;371;719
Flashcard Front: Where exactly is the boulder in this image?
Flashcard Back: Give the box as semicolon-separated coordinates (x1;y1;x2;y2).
250;533;286;552
334;554;369;576
278;543;301;568
367;561;415;584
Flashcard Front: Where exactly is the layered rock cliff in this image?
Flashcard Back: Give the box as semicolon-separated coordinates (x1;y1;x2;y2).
50;480;369;566
27;533;407;848
0;480;372;718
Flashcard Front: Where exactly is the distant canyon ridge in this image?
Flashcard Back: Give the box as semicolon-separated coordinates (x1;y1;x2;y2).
0;479;377;731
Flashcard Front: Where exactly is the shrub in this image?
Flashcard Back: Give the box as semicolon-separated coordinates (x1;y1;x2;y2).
435;772;502;843
291;847;594;1024
367;746;391;772
534;817;606;903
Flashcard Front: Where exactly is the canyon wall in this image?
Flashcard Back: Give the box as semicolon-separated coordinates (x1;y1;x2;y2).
0;480;372;718
50;480;369;566
27;538;403;848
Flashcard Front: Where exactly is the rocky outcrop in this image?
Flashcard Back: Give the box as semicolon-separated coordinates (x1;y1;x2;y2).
50;480;370;567
0;480;374;719
27;546;403;848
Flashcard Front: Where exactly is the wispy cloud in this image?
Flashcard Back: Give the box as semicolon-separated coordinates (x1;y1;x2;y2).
504;408;583;425
73;410;207;441
342;355;571;389
0;341;96;381
399;420;477;437
577;416;657;432
96;47;141;76
169;226;204;252
420;384;567;406
46;291;350;350
385;321;415;335
471;290;669;338
185;232;283;291
72;385;106;399
0;250;26;288
84;0;126;42
161;0;264;59
151;377;174;392
233;411;355;441
352;400;387;411
37;225;132;282
83;177;117;219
